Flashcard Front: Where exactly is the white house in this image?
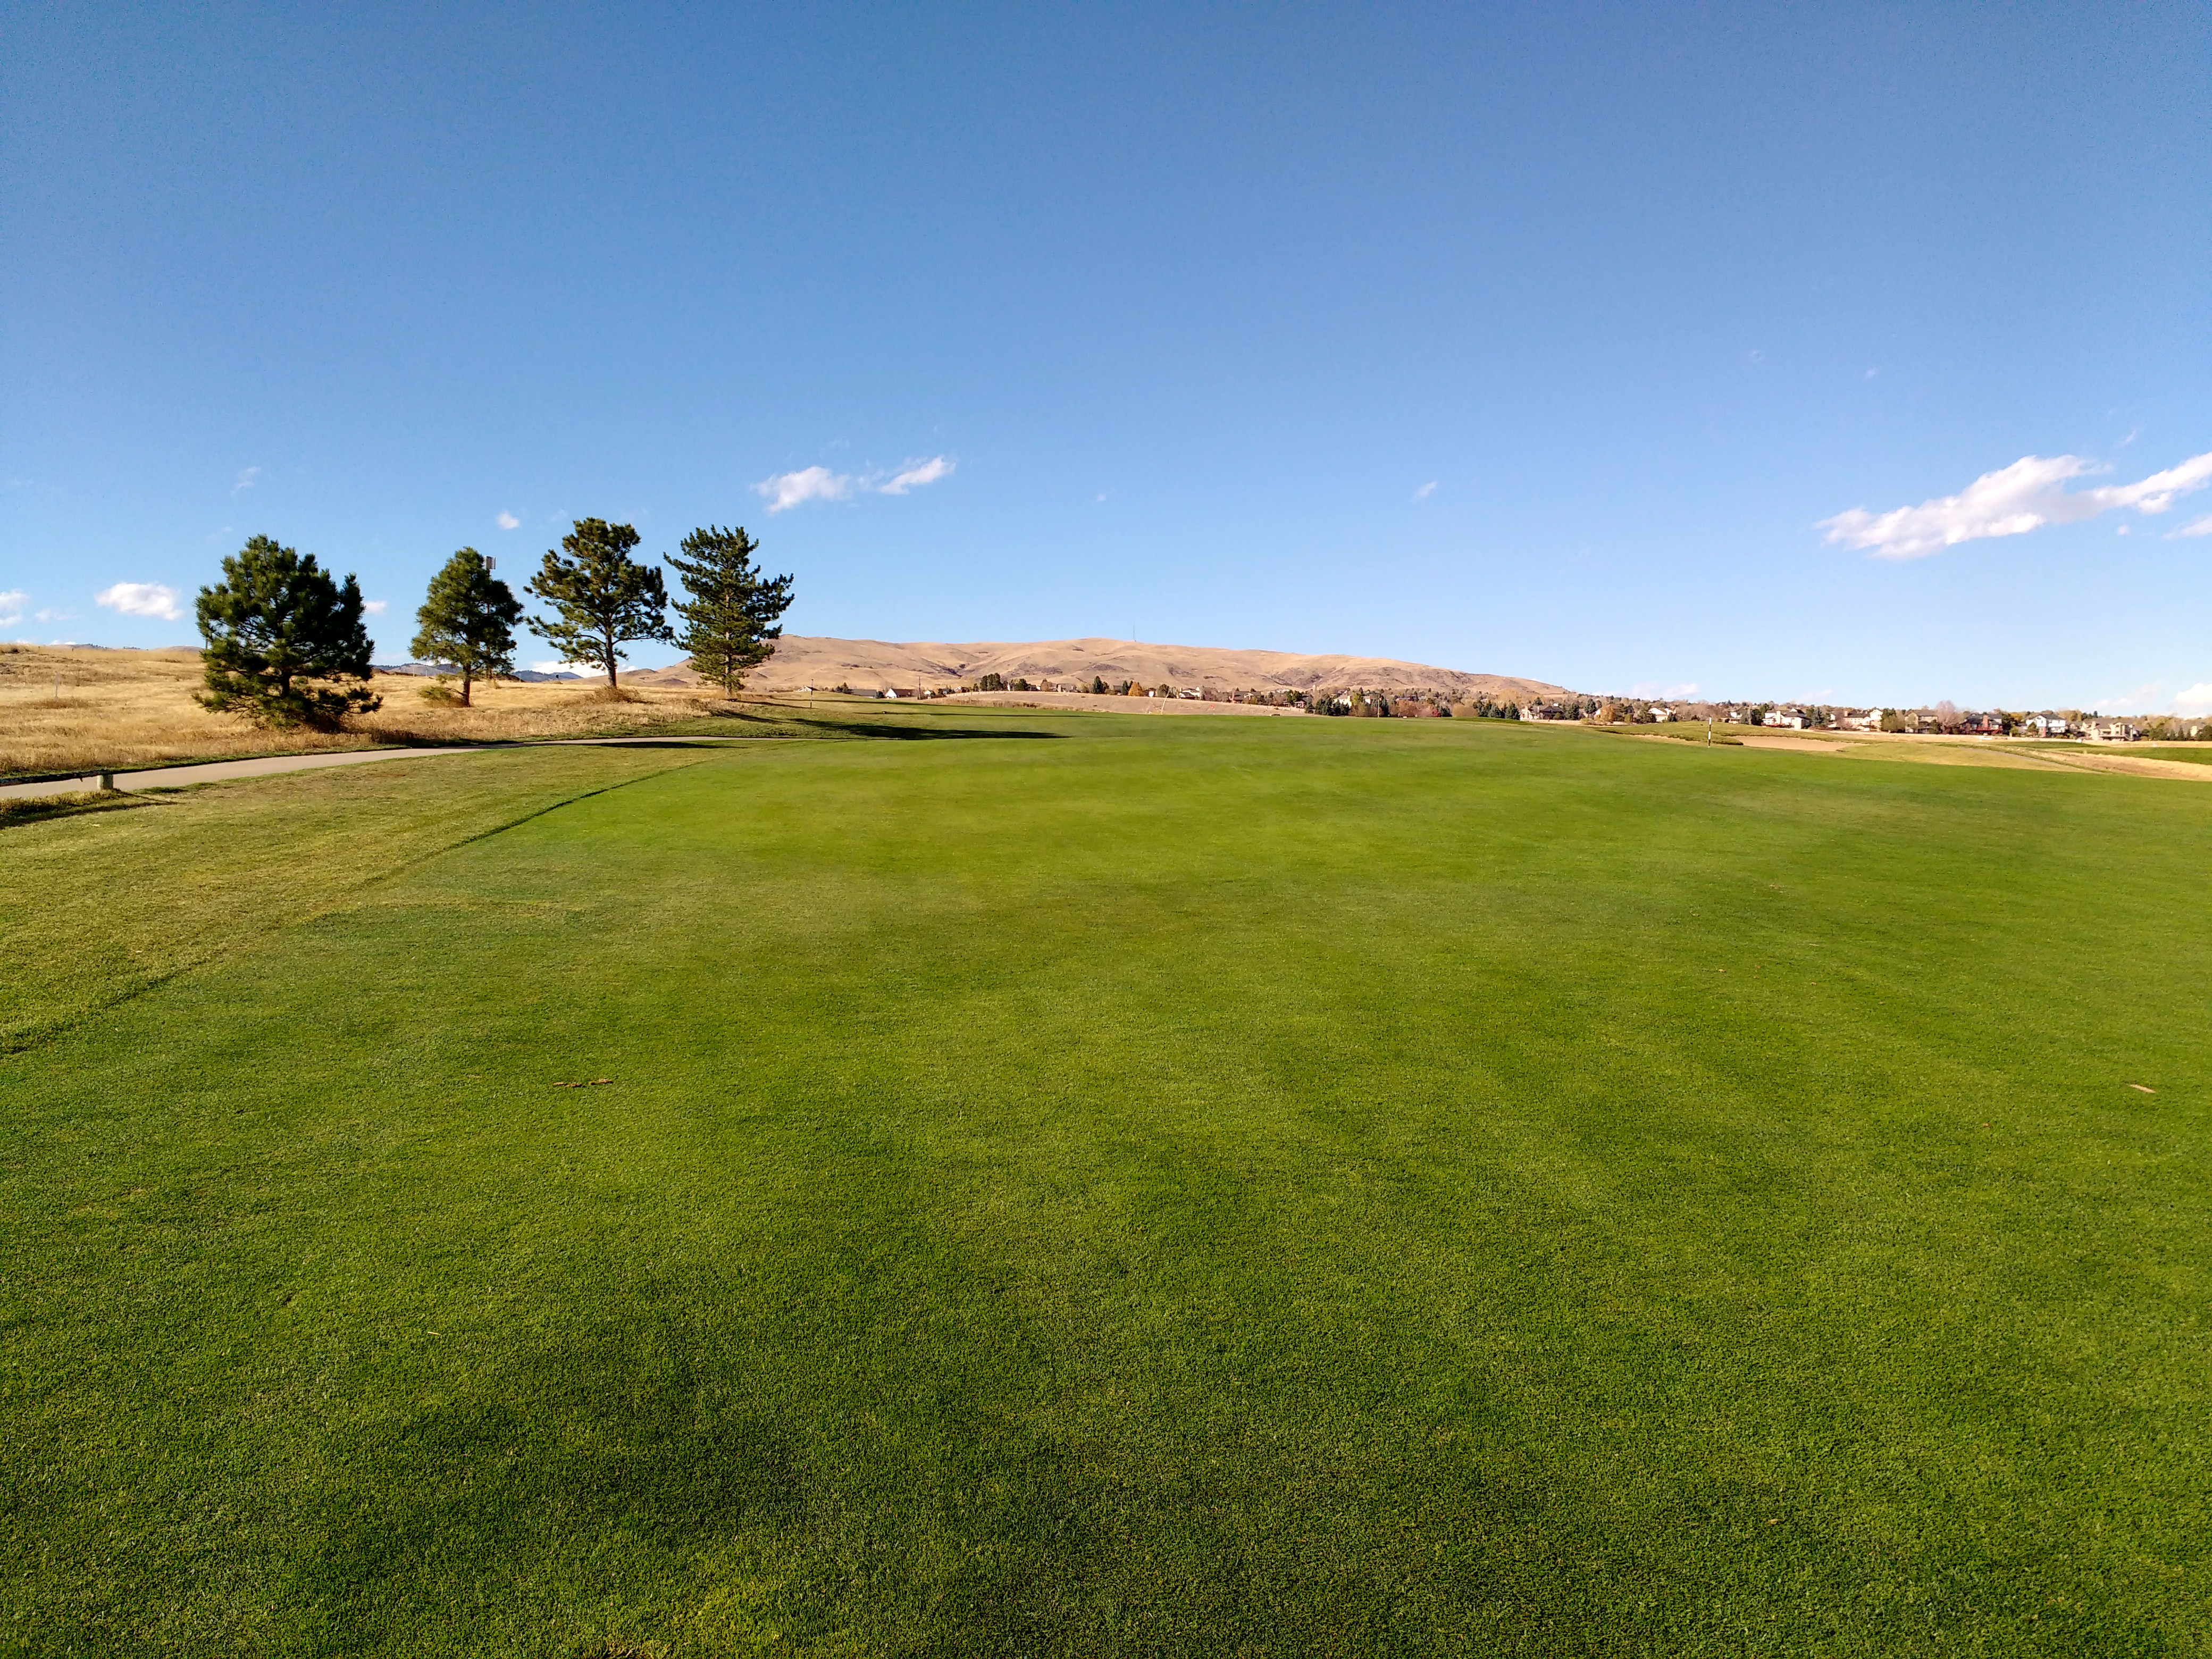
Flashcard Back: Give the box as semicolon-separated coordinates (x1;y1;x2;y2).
1763;709;1805;730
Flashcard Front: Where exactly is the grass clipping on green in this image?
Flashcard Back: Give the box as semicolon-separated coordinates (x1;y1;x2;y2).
2;706;2206;1654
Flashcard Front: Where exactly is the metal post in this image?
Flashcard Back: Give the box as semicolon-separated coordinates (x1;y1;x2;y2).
96;772;115;792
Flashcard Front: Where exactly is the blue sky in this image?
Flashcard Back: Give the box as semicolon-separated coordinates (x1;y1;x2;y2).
4;3;2207;709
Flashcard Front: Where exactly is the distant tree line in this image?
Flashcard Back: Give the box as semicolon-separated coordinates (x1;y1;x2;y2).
190;520;794;727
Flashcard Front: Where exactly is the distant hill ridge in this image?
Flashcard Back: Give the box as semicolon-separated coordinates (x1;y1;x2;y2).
626;636;1565;700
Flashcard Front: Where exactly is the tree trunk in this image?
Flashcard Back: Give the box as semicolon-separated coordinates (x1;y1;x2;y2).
461;665;473;707
605;634;619;690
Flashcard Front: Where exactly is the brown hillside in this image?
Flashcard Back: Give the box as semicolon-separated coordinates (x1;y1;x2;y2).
632;636;1564;699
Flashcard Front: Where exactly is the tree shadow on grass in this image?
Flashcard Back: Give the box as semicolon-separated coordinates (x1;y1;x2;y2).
806;720;1067;742
0;792;166;831
657;715;1067;743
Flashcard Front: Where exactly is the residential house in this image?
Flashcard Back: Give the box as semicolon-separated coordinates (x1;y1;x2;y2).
2087;718;2139;742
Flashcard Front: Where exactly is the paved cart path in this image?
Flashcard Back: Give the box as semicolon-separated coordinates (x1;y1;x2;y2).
0;738;750;802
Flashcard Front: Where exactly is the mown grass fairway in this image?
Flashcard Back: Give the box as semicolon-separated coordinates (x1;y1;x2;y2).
4;710;2208;1655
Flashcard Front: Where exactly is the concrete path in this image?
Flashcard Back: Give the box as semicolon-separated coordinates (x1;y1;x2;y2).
0;737;748;802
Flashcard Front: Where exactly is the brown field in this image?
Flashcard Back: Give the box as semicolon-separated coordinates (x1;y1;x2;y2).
0;644;726;778
646;634;1567;700
1599;720;2212;781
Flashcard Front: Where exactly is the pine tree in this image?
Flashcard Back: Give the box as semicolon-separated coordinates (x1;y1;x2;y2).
412;548;522;706
666;525;794;697
196;535;381;729
525;520;672;689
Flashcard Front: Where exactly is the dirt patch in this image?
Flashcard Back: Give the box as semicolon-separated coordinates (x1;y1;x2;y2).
1735;734;1853;755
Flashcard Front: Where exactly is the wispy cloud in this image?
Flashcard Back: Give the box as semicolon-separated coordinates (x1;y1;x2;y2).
0;590;25;627
2175;683;2212;715
1822;448;2212;560
2096;681;2166;714
1413;480;1438;500
95;581;186;622
755;456;956;513
363;599;388;615
1631;681;1700;699
2173;512;2212;539
233;466;262;493
878;456;953;495
497;511;520;530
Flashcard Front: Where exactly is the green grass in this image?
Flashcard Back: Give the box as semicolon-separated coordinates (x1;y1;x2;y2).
4;709;2209;1655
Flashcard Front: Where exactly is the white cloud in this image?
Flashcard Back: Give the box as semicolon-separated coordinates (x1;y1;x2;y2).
233;466;262;493
1413;480;1438;500
878;456;953;495
757;465;858;512
1821;448;2212;560
0;590;24;626
756;455;956;512
2096;681;2165;714
2175;683;2212;715
95;581;186;621
363;599;388;615
2172;512;2212;539
497;512;521;530
1631;680;1700;699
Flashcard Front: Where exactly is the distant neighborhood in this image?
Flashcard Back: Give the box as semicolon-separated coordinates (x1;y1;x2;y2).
1512;699;2202;742
902;677;2203;741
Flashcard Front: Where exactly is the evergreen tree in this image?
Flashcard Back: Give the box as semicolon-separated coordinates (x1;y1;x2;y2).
525;519;672;689
665;525;794;697
195;535;381;730
412;547;522;706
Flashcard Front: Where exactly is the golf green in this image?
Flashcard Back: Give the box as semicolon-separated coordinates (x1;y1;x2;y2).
4;709;2207;1655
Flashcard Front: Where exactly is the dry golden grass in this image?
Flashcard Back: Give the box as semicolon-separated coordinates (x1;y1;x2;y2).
0;644;725;777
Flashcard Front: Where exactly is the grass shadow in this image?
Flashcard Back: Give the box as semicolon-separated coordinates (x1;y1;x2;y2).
0;792;166;831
